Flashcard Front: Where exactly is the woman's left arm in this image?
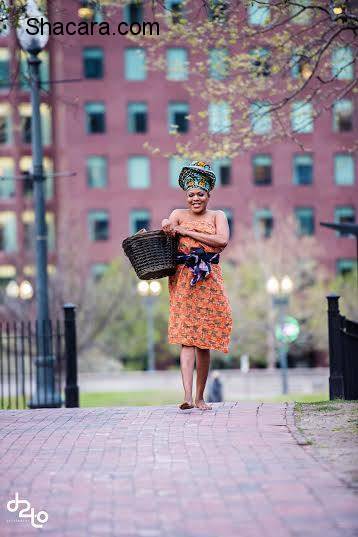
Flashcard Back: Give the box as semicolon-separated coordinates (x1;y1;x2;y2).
174;211;230;249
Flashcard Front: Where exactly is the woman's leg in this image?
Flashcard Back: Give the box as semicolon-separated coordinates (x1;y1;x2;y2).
195;348;212;410
179;345;195;406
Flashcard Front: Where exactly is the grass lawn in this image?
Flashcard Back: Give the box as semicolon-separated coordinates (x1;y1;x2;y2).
80;390;184;407
2;391;331;409
80;390;330;407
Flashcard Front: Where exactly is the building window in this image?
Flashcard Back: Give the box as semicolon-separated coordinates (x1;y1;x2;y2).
214;208;233;237
0;265;16;289
123;1;144;24
0;212;16;252
128;156;150;188
88;210;109;241
290;51;311;79
223;208;233;237
0;48;10;90
209;48;229;79
254;208;273;238
20;156;54;199
295;207;314;236
85;102;106;134
336;259;355;276
20;50;50;91
212;158;231;186
0;103;12;144
124;48;146;80
169;155;190;187
79;0;103;22
250;101;271;134
127;102;147;133
291;101;313;133
168;102;189;134
333;99;353;132
208;101;231;133
130;209;151;234
19;103;52;145
22;210;55;252
208;0;228;22
290;0;310;24
332;46;354;80
247;2;270;25
91;263;109;282
83;47;104;79
0;158;15;198
40;103;51;144
253;155;272;185
0;1;10;36
19;103;31;144
250;47;271;77
46;212;55;252
166;48;188;81
334;206;355;236
165;0;184;23
334;154;355;185
293;154;313;185
87;156;108;188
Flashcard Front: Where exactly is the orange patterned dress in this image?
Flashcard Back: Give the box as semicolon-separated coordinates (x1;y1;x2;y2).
168;219;233;353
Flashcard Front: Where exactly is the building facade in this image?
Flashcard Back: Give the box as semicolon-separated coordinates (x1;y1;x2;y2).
0;0;357;289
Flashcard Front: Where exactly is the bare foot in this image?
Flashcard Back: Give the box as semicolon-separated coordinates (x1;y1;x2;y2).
179;400;194;410
195;399;212;410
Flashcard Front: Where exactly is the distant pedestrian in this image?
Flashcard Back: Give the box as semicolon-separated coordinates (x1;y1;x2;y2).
161;161;233;411
208;370;223;403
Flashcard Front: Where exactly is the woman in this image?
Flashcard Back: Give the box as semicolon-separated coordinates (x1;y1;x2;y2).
161;160;233;411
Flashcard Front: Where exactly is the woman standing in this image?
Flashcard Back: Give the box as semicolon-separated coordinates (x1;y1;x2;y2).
161;161;233;411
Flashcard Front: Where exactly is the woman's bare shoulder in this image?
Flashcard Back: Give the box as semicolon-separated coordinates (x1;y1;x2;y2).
175;208;189;221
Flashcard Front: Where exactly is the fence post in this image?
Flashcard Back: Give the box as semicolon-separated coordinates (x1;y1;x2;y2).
326;294;345;400
342;317;358;400
64;303;79;408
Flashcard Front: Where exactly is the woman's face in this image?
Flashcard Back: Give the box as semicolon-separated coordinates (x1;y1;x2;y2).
186;188;210;214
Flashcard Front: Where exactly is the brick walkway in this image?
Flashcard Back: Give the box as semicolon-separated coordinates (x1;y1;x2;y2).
1;402;357;537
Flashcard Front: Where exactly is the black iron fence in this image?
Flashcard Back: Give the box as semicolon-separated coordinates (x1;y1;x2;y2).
327;294;358;400
0;303;79;410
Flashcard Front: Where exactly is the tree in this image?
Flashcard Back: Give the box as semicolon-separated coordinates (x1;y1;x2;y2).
122;0;357;159
220;200;339;367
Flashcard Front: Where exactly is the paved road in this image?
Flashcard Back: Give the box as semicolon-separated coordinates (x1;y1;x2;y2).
1;402;357;537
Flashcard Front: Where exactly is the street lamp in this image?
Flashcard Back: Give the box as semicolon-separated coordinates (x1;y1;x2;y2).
17;1;61;408
266;275;294;394
137;280;162;371
5;279;34;301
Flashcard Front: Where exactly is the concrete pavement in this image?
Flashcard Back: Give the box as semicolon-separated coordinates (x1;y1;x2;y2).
1;402;357;536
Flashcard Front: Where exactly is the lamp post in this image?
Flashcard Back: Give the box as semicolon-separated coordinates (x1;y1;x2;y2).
16;1;61;408
266;275;294;394
137;280;162;371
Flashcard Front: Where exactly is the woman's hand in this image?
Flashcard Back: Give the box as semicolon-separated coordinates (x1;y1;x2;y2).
173;225;188;237
162;219;177;236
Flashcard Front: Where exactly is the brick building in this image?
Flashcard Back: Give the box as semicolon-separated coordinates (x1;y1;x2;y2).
0;0;356;288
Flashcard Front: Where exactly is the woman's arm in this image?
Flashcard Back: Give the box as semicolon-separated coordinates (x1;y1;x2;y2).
174;210;230;249
162;209;181;235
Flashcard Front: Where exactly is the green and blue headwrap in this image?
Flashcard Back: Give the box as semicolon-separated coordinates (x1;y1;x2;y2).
178;160;216;192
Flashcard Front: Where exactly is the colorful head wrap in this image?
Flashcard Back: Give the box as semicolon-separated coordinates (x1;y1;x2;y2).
178;160;216;192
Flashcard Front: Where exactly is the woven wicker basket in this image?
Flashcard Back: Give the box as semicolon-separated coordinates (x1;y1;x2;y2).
122;230;179;280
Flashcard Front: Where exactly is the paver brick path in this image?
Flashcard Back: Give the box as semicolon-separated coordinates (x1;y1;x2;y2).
1;402;357;537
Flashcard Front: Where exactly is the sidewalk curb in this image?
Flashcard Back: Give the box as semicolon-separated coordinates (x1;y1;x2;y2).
284;401;313;445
